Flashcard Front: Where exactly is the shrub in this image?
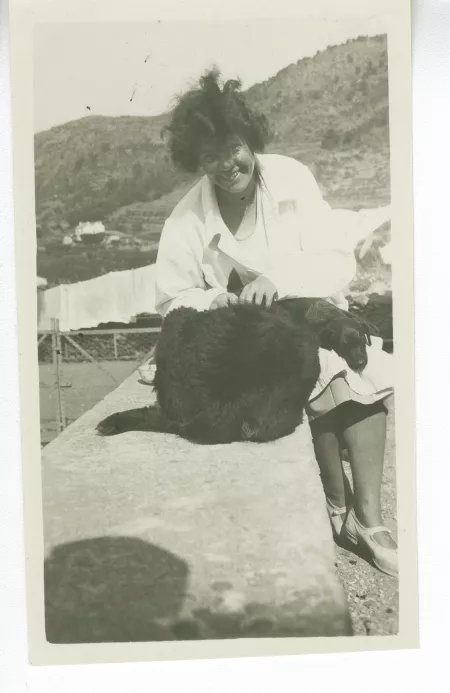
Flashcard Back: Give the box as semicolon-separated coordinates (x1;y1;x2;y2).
359;79;369;95
321;128;341;150
342;131;354;146
73;156;84;173
364;60;376;76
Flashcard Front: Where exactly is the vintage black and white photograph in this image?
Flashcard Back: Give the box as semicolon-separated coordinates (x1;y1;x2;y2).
8;0;416;666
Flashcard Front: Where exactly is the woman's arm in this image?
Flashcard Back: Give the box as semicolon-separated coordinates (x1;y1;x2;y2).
297;164;391;252
154;219;224;317
263;250;357;300
262;162;390;299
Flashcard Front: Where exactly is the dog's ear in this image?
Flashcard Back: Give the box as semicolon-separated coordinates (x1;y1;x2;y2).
359;319;377;346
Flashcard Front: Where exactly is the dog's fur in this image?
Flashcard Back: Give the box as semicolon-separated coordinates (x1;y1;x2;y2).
97;271;375;444
278;298;373;373
227;268;375;372
97;302;320;444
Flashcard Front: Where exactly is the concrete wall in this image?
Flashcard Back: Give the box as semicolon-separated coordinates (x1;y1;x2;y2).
41;371;352;642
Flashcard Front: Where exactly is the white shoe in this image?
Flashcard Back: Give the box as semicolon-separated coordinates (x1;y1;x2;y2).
343;508;398;577
138;361;156;384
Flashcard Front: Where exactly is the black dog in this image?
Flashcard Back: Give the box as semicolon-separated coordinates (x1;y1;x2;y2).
97;273;375;444
227;269;374;373
97;302;320;444
279;298;373;373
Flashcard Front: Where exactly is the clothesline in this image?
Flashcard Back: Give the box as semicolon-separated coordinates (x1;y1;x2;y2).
37;264;158;332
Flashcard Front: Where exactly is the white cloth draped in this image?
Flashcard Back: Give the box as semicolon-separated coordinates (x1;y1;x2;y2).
37;264;157;331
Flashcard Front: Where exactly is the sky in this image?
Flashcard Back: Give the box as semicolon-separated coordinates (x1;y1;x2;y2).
33;16;386;133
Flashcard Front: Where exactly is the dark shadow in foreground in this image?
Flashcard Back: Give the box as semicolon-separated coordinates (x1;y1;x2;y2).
45;536;353;643
44;536;189;643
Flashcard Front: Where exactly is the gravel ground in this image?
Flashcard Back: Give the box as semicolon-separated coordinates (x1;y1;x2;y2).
334;395;398;636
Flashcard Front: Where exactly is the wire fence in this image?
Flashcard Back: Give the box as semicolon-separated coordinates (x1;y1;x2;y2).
38;324;161;363
38;320;161;442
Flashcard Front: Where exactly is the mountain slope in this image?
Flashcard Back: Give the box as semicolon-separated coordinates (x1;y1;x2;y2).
36;33;390;289
105;34;389;238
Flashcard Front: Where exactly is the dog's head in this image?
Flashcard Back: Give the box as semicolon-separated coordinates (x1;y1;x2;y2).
320;317;374;372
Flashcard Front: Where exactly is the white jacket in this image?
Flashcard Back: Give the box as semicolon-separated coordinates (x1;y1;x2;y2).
154;154;390;317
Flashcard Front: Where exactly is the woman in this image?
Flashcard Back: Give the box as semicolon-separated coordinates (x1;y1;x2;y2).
154;69;397;577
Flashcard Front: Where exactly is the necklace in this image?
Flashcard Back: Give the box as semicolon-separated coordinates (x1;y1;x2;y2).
217;181;256;210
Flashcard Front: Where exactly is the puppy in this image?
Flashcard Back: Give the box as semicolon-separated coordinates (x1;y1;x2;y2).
97;302;320;444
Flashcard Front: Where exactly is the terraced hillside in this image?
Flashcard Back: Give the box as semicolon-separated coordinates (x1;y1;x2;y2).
35;33;390;292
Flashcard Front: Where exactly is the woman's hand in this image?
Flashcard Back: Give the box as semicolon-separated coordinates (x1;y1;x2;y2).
239;277;278;307
210;292;239;310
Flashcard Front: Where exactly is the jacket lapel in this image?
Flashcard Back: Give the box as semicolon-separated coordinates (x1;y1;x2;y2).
202;174;268;274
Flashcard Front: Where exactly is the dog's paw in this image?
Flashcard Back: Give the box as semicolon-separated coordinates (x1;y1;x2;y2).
96;414;122;436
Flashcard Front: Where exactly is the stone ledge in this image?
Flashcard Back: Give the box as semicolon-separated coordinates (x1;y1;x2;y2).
42;371;352;642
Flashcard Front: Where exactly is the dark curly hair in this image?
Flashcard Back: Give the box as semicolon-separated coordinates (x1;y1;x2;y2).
162;67;271;172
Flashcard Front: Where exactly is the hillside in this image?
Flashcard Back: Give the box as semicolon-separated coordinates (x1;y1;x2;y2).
34;114;194;233
35;33;390;289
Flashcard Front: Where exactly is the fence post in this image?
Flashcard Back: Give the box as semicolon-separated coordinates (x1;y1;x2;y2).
52;318;67;433
51;326;61;435
113;332;118;359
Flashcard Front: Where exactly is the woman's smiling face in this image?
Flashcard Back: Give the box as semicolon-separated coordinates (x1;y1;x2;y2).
198;135;256;195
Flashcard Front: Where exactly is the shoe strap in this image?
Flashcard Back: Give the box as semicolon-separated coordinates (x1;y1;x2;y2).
365;524;392;537
329;507;346;517
349;511;393;536
326;499;347;516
